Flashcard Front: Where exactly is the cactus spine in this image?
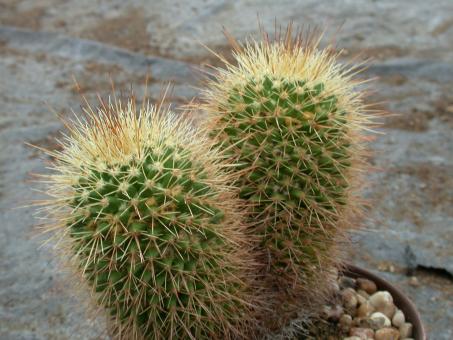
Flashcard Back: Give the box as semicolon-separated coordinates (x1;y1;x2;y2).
200;27;374;327
37;97;262;339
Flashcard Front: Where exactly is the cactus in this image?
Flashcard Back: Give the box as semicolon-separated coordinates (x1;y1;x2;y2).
200;27;374;328
37;96;263;339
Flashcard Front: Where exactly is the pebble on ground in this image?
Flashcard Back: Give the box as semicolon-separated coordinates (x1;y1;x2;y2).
321;275;414;340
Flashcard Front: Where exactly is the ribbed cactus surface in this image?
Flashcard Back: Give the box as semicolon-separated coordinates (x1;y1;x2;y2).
38;98;261;339
200;28;373;327
221;75;350;272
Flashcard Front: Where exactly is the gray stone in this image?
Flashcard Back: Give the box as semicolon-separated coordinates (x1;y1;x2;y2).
0;26;195;82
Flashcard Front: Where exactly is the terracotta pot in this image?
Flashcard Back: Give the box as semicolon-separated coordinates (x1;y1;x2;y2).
344;264;426;340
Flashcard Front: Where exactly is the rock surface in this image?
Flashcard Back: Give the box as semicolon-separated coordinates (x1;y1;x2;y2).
0;0;452;339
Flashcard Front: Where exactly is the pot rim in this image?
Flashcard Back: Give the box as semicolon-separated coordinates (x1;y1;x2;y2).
343;263;427;340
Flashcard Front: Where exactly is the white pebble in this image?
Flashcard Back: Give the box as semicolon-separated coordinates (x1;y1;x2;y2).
370;312;391;329
369;291;392;306
392;309;405;327
369;291;396;318
399;322;413;338
343;337;361;340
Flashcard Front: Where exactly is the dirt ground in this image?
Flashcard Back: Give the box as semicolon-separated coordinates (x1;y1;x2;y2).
0;0;452;339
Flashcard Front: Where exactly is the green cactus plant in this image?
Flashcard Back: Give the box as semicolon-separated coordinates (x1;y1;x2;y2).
200;27;375;328
36;97;263;339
